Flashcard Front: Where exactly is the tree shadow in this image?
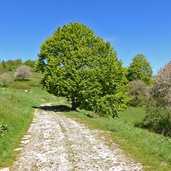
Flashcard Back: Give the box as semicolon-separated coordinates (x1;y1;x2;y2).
32;104;72;112
32;104;96;118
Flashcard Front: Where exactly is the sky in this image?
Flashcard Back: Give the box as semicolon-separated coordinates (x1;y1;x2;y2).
0;0;171;73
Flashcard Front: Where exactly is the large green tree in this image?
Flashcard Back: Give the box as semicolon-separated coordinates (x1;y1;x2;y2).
37;23;128;117
127;54;152;84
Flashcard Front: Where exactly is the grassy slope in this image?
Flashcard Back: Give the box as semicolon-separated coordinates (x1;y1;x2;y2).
63;107;171;171
0;87;55;167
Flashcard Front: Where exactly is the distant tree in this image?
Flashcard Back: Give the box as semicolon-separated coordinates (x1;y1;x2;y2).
0;61;7;75
6;59;22;71
127;54;153;84
14;65;31;80
24;60;36;68
37;22;128;117
15;59;22;67
0;72;12;86
1;60;6;69
151;61;171;109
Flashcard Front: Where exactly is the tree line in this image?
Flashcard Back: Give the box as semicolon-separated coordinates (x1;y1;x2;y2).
0;59;35;73
0;60;36;86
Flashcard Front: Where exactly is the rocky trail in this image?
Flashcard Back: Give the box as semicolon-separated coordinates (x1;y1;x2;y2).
4;104;143;171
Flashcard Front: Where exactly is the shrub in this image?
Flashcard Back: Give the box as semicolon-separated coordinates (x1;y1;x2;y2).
128;80;149;106
138;100;171;136
138;61;171;136
0;72;12;87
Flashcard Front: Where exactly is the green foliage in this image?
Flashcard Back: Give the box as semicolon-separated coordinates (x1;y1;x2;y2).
128;80;149;106
127;54;152;84
0;59;35;75
0;72;13;86
1;60;6;69
94;94;128;117
10;81;32;90
138;100;171;137
0;123;8;136
37;22;128;117
0;60;8;74
0;60;6;69
6;59;22;71
139;61;171;137
9;72;42;89
24;60;36;68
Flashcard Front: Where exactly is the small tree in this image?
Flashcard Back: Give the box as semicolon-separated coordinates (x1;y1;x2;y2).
37;22;128;117
127;54;153;84
0;72;12;86
14;65;31;80
139;61;171;136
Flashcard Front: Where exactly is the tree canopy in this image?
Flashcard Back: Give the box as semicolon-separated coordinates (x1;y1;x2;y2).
127;54;152;84
37;22;128;117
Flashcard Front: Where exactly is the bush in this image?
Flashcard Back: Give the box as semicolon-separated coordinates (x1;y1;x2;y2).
137;100;171;136
128;80;149;106
138;61;171;137
0;72;13;87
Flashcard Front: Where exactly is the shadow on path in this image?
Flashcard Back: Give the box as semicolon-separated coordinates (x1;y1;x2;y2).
32;104;95;118
32;104;72;112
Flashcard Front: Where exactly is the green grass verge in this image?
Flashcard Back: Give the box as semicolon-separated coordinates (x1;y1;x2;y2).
62;106;171;171
0;87;55;167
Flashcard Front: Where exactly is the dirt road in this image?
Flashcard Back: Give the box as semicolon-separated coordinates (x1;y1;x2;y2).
10;104;142;171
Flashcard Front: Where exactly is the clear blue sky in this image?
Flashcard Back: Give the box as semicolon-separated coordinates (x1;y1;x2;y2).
0;0;171;73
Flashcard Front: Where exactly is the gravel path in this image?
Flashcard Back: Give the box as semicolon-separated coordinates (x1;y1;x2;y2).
10;104;143;171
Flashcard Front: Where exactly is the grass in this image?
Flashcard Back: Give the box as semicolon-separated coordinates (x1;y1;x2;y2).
1;76;171;171
0;87;56;167
62;106;171;171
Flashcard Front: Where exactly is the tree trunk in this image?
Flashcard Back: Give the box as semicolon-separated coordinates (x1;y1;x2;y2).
71;99;77;110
